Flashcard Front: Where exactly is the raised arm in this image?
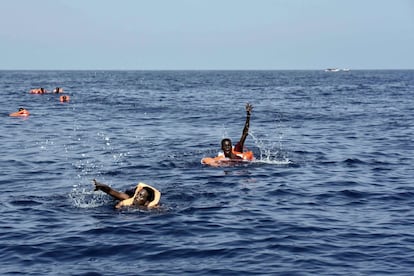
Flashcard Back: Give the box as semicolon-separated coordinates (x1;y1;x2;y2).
93;179;130;201
235;103;253;152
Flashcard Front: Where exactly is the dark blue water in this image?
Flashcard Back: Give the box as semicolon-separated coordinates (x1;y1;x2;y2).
1;70;414;275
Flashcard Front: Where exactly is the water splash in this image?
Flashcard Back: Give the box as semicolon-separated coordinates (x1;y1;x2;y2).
68;183;109;208
249;131;292;165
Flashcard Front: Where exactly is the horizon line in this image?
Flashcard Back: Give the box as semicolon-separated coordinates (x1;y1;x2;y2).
1;68;413;71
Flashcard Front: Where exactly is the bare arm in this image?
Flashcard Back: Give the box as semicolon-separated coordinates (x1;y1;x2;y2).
236;103;253;151
93;179;130;201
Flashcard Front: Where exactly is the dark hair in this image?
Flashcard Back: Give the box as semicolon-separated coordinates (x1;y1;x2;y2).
142;187;155;202
221;138;231;146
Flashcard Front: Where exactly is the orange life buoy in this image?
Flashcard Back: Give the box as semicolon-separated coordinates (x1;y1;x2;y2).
9;108;30;117
201;155;227;167
29;88;47;94
233;150;254;161
201;149;254;166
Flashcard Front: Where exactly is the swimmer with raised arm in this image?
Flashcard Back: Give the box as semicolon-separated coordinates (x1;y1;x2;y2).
221;103;253;159
201;103;254;166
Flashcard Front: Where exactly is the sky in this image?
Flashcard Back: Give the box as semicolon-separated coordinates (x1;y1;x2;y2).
0;0;413;70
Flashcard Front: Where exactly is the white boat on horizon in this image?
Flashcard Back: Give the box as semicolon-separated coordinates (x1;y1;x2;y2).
324;68;350;72
325;68;340;72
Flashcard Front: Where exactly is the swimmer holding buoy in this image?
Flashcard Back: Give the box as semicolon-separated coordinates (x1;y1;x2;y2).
201;103;254;166
30;87;64;94
9;107;30;117
59;95;70;102
93;179;161;209
29;88;47;94
53;87;64;93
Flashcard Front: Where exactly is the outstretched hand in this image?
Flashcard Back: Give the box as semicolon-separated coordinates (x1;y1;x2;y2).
93;179;104;191
246;103;253;114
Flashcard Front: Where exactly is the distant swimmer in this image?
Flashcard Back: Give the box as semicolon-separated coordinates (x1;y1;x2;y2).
9;107;30;117
53;87;64;93
59;95;70;102
29;88;47;94
201;103;254;166
93;179;161;209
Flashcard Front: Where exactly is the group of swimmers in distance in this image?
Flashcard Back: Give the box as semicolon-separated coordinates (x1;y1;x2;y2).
94;103;254;210
29;87;64;94
9;87;69;117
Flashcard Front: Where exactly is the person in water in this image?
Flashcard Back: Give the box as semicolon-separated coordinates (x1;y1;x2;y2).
221;103;253;159
30;88;47;94
53;87;64;93
93;179;161;209
200;103;254;166
9;107;30;117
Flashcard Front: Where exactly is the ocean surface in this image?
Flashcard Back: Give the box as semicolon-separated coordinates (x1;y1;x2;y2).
1;70;413;275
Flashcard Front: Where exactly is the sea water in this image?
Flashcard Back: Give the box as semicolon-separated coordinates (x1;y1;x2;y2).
1;70;413;275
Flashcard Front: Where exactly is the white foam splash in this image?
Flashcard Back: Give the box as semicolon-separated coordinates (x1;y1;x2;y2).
249;131;292;165
252;157;292;165
68;185;109;208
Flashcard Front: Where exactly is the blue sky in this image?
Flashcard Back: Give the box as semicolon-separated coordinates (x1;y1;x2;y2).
0;0;413;70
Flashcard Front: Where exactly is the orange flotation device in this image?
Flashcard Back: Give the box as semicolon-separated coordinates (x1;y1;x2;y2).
234;150;254;161
29;88;47;94
9;108;30;117
201;149;254;166
59;95;70;102
116;183;161;209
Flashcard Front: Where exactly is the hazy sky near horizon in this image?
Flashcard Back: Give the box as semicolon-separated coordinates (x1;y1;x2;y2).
1;0;413;70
